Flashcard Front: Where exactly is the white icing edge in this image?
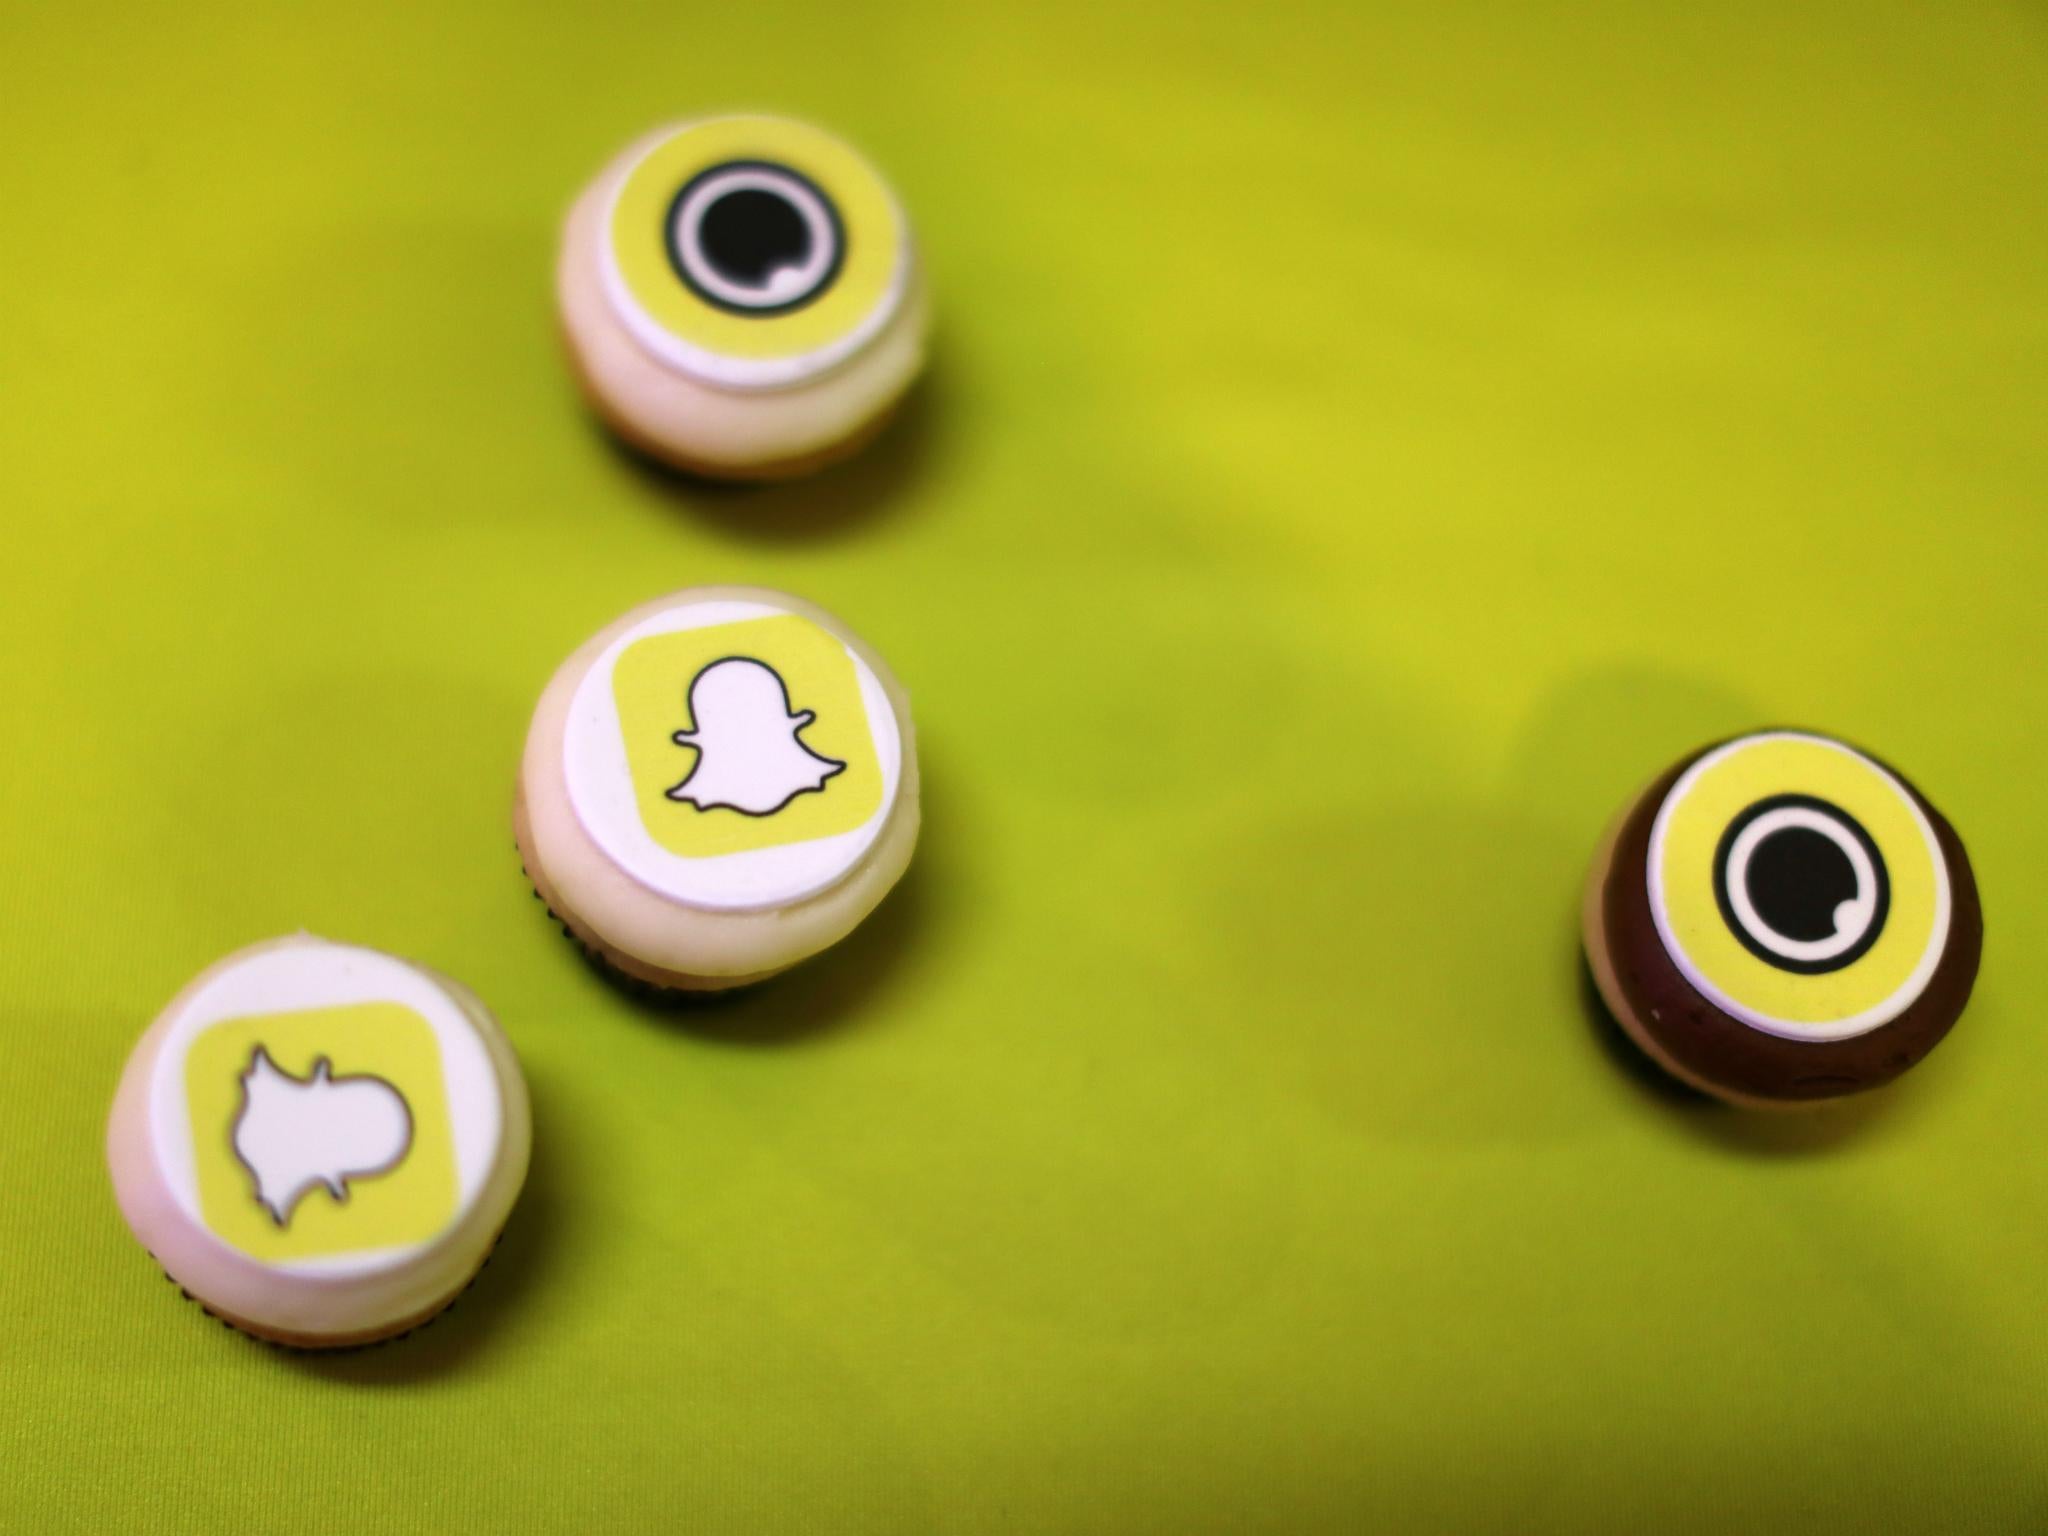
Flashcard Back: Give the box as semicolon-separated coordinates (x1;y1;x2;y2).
1646;731;1953;1043
562;597;902;913
108;937;531;1339
595;118;912;392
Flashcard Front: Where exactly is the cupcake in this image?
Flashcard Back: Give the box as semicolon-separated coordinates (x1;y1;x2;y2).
1583;729;1982;1107
517;586;919;991
557;115;928;479
107;936;531;1347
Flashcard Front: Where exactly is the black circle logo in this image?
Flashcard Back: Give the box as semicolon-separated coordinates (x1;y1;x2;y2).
666;160;845;317
1713;794;1890;975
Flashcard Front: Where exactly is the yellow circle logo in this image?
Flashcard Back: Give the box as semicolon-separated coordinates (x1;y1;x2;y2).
600;116;910;389
1647;732;1952;1041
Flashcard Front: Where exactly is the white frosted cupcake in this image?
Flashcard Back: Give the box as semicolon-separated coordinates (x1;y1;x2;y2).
557;115;928;479
107;937;531;1348
516;587;919;991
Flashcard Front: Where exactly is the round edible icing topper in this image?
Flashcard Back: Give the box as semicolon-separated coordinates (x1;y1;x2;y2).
518;587;920;992
1584;728;1982;1107
600;116;910;390
563;595;903;913
107;937;530;1345
1647;732;1950;1042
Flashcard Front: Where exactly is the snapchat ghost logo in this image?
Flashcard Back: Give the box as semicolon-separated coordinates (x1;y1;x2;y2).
231;1048;412;1226
602;610;887;863
666;657;846;816
184;1002;460;1262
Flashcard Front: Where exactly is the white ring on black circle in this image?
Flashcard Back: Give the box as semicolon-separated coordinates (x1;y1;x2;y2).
1719;799;1885;969
596;120;914;392
669;162;843;315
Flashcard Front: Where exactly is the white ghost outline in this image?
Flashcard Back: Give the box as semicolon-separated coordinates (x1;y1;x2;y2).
229;1047;414;1228
664;656;847;817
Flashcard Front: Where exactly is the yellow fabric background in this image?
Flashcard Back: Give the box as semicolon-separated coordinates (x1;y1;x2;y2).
0;2;2042;1531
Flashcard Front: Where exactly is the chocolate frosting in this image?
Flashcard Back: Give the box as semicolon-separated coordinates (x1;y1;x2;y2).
1598;740;1982;1102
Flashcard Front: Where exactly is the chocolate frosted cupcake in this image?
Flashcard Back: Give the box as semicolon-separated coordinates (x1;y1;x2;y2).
1583;730;1982;1107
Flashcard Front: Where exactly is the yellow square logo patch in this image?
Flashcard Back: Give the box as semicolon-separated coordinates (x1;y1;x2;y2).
610;613;882;858
184;1002;459;1263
